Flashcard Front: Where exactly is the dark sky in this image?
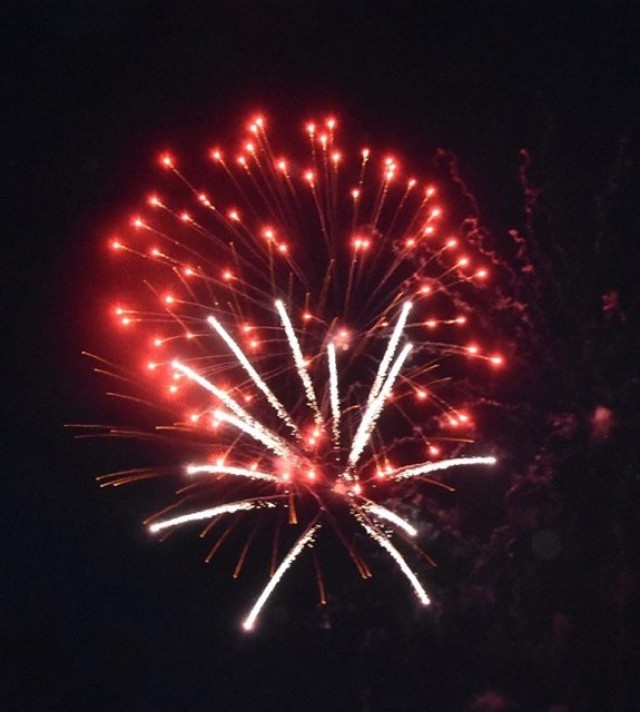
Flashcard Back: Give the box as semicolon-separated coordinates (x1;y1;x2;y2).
3;2;640;711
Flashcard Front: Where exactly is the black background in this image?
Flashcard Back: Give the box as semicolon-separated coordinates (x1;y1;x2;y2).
3;2;640;710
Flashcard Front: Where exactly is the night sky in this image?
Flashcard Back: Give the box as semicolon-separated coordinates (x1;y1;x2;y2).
4;2;640;710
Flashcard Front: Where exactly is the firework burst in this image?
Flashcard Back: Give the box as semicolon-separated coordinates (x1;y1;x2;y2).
87;114;502;630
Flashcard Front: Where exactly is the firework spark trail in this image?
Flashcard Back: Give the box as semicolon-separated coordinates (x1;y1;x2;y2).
366;301;413;406
357;517;430;605
362;503;418;537
242;523;321;631
212;408;294;460
149;500;275;534
347;342;413;471
186;464;279;483
172;360;294;459
275;300;324;426
327;342;341;447
392;456;497;480
207;315;299;437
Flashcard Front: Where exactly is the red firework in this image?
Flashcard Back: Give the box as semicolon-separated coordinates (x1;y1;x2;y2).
85;114;502;630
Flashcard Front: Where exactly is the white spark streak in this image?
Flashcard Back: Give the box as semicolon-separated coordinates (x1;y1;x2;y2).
213;408;292;459
367;301;412;406
358;517;430;605
242;524;321;631
186;464;279;483
363;503;417;537
392;456;497;480
327;342;341;447
275;300;323;426
347;342;413;469
208;315;299;436
148;500;274;533
172;360;293;459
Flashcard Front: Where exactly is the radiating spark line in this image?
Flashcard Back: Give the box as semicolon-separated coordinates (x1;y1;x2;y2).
327;342;341;447
358;517;430;605
367;301;412;406
207;315;299;436
363;503;417;537
149;500;275;533
288;491;298;524
213;407;292;459
242;523;321;631
172;360;293;458
186;464;279;483
205;519;239;563
392;456;497;480
312;550;327;605
233;517;261;579
348;342;413;470
274;300;323;426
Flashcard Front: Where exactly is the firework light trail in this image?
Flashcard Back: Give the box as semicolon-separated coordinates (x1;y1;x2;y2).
89;113;503;630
